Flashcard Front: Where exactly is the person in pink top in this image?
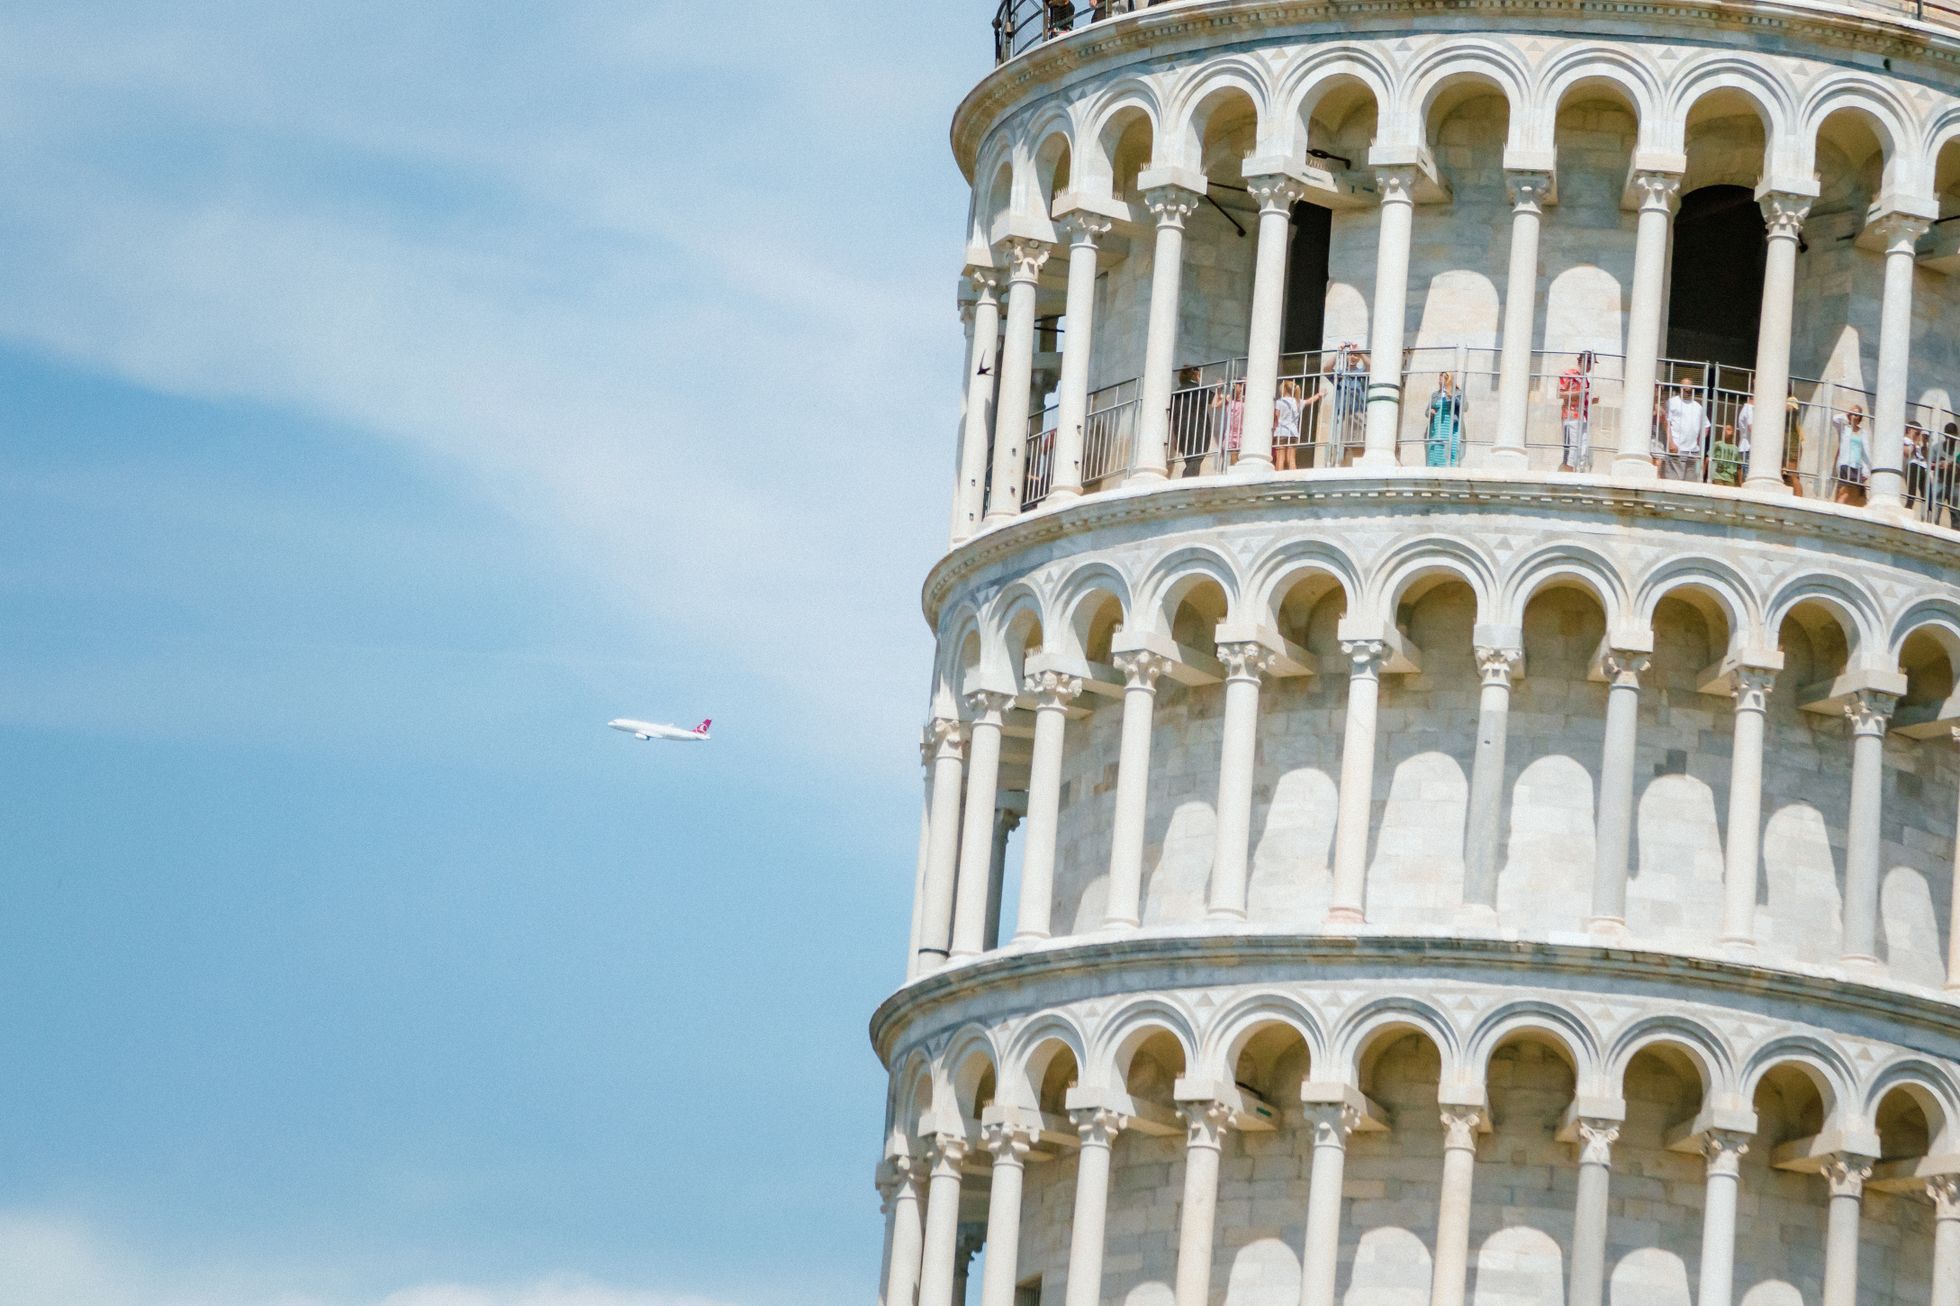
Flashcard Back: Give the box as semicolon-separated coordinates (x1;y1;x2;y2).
1212;378;1247;470
1557;350;1596;472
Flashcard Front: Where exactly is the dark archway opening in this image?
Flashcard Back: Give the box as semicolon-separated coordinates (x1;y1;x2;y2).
1666;185;1766;368
1282;200;1333;355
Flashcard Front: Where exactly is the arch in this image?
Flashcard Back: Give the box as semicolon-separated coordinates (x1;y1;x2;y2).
1161;59;1272;173
1052;561;1135;665
938;1023;1001;1131
1273;50;1393;163
1799;78;1912;195
985;581;1047;687
1367;536;1499;631
1863;1058;1960;1151
1088;996;1199;1091
1662;57;1797;174
1738;1035;1856;1120
1603;1016;1735;1100
1534;48;1660;154
1399;43;1531;154
1498;542;1632;631
1079;79;1164;199
1888;595;1960;667
1199;992;1326;1084
931;605;987;717
1245;538;1363;630
1633;556;1760;652
1024;109;1077;218
1764;571;1883;660
1332;995;1463;1087
1463;1000;1604;1094
1137;545;1243;634
998;1010;1090;1112
890;1046;936;1147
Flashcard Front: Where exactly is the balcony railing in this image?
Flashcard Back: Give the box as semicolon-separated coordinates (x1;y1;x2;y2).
986;346;1960;528
990;0;1960;66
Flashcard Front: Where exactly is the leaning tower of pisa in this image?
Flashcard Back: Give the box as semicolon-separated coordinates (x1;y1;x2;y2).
871;2;1960;1303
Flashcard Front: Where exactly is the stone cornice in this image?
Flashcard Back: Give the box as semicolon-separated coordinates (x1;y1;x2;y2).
868;931;1960;1063
919;471;1960;627
953;0;1960;175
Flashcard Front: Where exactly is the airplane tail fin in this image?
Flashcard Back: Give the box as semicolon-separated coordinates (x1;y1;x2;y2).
695;718;712;735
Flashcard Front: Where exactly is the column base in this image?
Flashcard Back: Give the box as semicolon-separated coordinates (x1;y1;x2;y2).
1841;952;1882;973
1485;448;1530;473
1226;456;1273;478
1355;450;1398;471
1045;486;1082;504
1868;501;1914;526
1099;915;1141;933
1718;933;1759;957
1323;905;1366;929
1743;475;1793;497
1125;467;1168;488
981;510;1019;526
1010;929;1052;946
1205;906;1248;923
1584;914;1629;938
1453;902;1501;932
1612;455;1659;481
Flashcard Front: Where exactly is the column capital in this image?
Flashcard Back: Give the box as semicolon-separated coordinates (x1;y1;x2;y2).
1845;689;1898;737
877;1152;927;1201
994;237;1053;284
1302;1101;1364;1148
963;688;1015;725
1244;171;1309;215
1113;648;1171;691
1070;1104;1129;1147
1440;1106;1487;1151
924;716;967;761
1599;648;1650;688
1928;1173;1960;1218
1474;645;1524;687
1868;210;1932;255
1822;1153;1874;1198
1179;1098;1235;1150
928;1132;970;1177
1573;1117;1621;1166
1701;1129;1752;1178
962;264;1003;301
1216;640;1279;683
1340;637;1390;680
982;1118;1039;1166
1505;169;1554;211
1374;164;1420;206
1757;189;1814;241
1630;169;1683;215
1141;183;1204;229
1023;667;1086;710
1058;210;1114;248
1731;665;1778;712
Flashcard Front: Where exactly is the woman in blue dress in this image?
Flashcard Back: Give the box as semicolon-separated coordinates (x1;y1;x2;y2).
1425;371;1463;467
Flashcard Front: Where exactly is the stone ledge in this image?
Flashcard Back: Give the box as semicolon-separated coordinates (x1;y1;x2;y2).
868;929;1960;1061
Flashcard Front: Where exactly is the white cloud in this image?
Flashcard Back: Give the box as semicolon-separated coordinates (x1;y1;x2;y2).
0;1211;744;1306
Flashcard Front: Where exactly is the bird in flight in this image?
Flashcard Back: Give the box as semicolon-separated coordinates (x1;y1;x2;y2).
608;717;712;743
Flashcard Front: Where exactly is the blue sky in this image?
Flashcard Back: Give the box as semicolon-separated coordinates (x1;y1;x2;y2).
0;5;979;1303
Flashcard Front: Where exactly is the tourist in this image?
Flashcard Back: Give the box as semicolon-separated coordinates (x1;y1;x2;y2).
1047;0;1076;36
1212;378;1247;469
1713;397;1749;486
1557;351;1595;472
1329;342;1369;465
1169;367;1212;478
1906;421;1932;513
1272;378;1324;471
1425;371;1463;467
1782;395;1806;495
1939;423;1960;525
1663;381;1707;481
1832;403;1869;505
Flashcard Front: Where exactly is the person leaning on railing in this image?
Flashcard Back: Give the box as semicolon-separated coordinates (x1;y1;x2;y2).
1832;404;1870;505
1906;420;1933;513
1212;379;1247;470
1557;351;1595;473
1170;367;1212;478
1328;342;1370;466
1714;397;1749;487
1425;371;1464;467
1272;378;1325;472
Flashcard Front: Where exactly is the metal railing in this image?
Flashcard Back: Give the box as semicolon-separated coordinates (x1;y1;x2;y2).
992;0;1960;65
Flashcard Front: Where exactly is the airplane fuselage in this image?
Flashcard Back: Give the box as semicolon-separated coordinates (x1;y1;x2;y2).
608;718;710;742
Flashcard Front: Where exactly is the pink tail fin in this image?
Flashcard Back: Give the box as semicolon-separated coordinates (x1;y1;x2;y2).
695;719;712;734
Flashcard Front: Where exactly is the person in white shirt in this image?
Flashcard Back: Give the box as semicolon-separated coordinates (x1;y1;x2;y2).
1663;382;1708;481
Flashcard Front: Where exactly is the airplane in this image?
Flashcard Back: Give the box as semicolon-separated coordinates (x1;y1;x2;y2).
608;717;712;743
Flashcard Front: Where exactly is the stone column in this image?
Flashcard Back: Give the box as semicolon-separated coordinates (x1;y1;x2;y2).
1567;1119;1620;1306
1328;640;1389;924
1173;1101;1233;1306
917;719;968;973
1493;172;1551;469
1869;213;1933;515
953;271;1003;543
977;1121;1038;1306
906;752;934;971
1133;186;1203;485
1820;1154;1873;1306
917;1134;971;1306
1930;1175;1960;1306
879;1156;928;1306
1948;728;1960;991
1720;667;1777;949
1588;649;1649;934
983;808;1019;952
1429;1107;1486;1306
1298;1103;1361;1306
951;690;1014;958
1361;168;1418;468
1841;689;1897;966
1695;1131;1750;1306
1207;641;1278;921
1616;171;1681;479
1745;193;1812;491
1239;175;1309;474
1063;1108;1128;1306
1106;651;1168;929
1461;647;1523;922
986;240;1053;523
1015;669;1084;942
1051;215;1113;502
